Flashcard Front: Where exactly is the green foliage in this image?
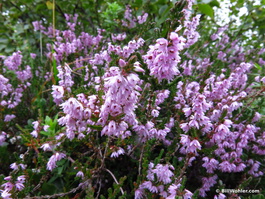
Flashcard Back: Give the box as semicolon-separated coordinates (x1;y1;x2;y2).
251;195;265;199
198;3;214;19
40;115;59;137
101;2;123;25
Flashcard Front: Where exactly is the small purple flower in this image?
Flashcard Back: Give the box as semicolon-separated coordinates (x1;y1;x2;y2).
41;143;53;151
151;109;159;117
134;189;144;199
57;64;74;92
133;62;145;73
47;152;66;171
30;53;36;59
219;161;236;172
167;183;181;199
202;157;219;173
140;181;158;193
199;175;218;197
110;147;125;158
188;139;201;153
43;125;50;132
112;33;126;42
19;164;26;170
0;131;6;146
4;114;16;122
17;175;26;183
1;182;14;191
52;85;64;105
16;65;32;82
4;176;12;181
60;97;83;120
184;189;193;199
3;51;22;71
32;121;39;130
10;163;18;170
138;13;148;24
15;182;24;191
32;21;45;31
30;130;38;138
180;134;189;145
211;33;219;41
214;193;226;199
76;171;84;179
1;190;12;199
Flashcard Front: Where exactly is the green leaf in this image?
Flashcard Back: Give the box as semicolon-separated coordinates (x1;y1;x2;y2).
45;116;52;125
198;4;214;18
41;182;56;194
159;5;168;16
134;0;143;7
209;0;220;8
0;38;9;44
0;45;6;51
46;1;55;10
40;130;51;137
250;195;265;199
201;0;212;3
254;63;262;70
154;149;164;165
100;195;106;199
156;5;170;25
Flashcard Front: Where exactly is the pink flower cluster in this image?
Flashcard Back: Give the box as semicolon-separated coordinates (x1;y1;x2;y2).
135;163;193;199
57;63;74;92
143;32;185;82
1;175;26;199
0;131;6;146
58;94;100;140
174;53;264;196
3;51;22;71
47;152;66;171
1;52;32;124
180;134;202;154
122;6;148;28
99;66;142;138
133;117;174;143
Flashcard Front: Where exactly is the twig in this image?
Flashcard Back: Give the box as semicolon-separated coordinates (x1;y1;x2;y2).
105;168;124;195
234;87;265;120
138;143;145;176
68;156;75;163
127;141;142;157
95;178;102;199
175;155;191;185
100;138;110;169
31;173;50;193
25;179;91;199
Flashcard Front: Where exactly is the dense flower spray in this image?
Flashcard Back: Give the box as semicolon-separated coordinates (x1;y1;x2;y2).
143;32;185;82
99;64;142;138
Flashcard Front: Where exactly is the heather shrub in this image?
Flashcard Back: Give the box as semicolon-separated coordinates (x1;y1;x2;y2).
0;0;265;199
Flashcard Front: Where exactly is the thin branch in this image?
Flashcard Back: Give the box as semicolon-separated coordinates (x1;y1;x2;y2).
95;178;102;199
138;143;145;176
105;168;124;195
175;155;191;185
68;156;75;163
100;138;110;169
31;173;50;193
25;179;91;199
